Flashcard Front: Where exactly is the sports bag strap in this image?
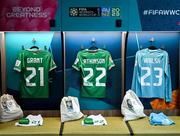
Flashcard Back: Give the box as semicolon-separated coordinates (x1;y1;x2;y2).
125;121;134;135
0;94;5;111
59;122;64;136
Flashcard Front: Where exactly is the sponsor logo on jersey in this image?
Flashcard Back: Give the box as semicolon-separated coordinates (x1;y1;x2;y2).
27;58;43;63
83;59;105;64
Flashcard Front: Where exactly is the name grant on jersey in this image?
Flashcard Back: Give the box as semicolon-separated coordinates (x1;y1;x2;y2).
27;58;43;63
83;59;105;64
143;58;161;64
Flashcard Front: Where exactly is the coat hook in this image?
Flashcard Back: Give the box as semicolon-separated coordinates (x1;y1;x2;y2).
91;37;96;44
32;38;36;45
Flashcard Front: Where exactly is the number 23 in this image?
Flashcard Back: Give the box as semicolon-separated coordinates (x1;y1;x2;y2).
141;67;163;86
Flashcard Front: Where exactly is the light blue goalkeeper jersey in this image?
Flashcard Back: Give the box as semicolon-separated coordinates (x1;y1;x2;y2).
131;48;172;102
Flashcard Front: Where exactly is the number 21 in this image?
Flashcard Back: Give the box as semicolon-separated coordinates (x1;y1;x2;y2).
26;67;44;87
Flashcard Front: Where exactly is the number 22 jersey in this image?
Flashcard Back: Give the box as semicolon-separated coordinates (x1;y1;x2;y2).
72;49;115;98
131;48;172;102
14;49;57;98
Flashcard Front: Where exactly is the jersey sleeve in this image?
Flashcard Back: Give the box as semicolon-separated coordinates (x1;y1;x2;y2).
14;52;23;72
108;53;115;70
49;53;57;71
72;52;81;71
164;52;172;102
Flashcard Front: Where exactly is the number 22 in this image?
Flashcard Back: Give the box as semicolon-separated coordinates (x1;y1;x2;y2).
83;67;106;87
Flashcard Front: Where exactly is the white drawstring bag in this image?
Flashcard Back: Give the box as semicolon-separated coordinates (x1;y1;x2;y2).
0;94;23;122
60;96;83;122
121;90;146;121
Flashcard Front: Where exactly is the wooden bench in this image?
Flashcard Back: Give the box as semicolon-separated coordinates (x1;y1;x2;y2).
62;117;130;136
0;117;60;136
128;116;180;136
1;116;180;136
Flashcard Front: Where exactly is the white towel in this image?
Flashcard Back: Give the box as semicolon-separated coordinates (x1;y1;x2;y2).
15;114;43;127
82;114;107;126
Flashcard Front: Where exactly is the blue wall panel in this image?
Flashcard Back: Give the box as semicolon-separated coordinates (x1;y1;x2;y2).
126;32;179;109
65;32;121;110
6;32;63;110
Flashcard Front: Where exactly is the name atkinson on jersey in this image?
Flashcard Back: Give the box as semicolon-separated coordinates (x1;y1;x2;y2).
27;58;43;63
83;59;105;64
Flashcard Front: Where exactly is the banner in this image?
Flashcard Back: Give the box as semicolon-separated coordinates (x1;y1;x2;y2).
0;0;58;31
137;0;180;30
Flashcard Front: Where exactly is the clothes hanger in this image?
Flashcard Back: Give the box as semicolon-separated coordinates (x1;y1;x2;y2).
148;45;157;50
30;38;39;49
88;38;98;51
30;46;39;49
148;37;157;50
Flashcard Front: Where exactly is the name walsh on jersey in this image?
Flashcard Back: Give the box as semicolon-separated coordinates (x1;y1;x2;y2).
83;59;105;64
27;58;43;63
143;57;161;64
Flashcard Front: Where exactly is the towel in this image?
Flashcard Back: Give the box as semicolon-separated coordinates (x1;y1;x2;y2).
15;114;43;126
149;112;175;126
82;114;107;126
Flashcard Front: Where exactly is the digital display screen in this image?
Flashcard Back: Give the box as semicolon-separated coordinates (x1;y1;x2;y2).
69;7;101;17
69;7;120;17
101;7;120;17
111;7;120;17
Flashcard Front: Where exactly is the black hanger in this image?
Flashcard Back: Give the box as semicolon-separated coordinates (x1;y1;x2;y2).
148;37;157;50
148;46;157;50
89;46;98;50
30;46;39;49
30;38;39;49
89;38;98;51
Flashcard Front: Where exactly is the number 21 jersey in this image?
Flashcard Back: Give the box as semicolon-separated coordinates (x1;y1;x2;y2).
72;49;115;98
14;49;57;98
131;48;172;102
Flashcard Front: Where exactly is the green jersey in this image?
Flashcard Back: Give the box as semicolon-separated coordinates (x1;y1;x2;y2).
14;49;57;98
72;49;115;98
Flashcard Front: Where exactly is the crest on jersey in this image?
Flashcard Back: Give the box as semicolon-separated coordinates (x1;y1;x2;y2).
15;60;21;67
